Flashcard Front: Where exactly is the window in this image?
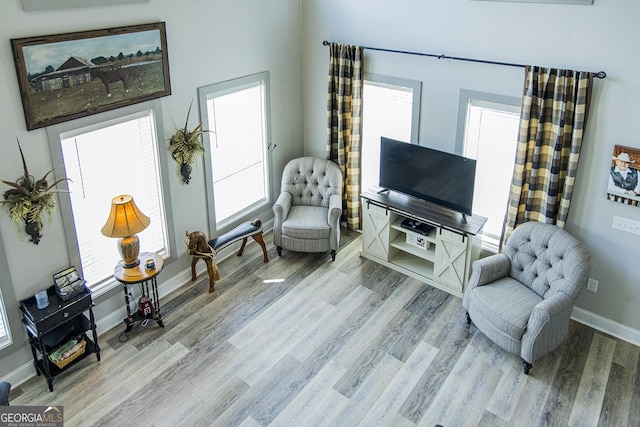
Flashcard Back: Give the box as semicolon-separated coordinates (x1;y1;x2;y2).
48;102;173;295
199;72;271;230
458;91;520;252
361;74;421;192
0;289;11;350
0;232;18;353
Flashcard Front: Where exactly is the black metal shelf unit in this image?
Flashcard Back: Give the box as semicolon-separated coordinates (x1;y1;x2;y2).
20;286;100;392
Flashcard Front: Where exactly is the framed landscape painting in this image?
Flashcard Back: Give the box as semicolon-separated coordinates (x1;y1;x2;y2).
11;22;171;130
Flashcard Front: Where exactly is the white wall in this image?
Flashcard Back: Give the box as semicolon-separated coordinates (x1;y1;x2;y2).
301;0;640;336
0;0;303;379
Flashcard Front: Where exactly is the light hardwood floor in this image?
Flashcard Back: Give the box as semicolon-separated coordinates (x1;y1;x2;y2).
9;229;640;426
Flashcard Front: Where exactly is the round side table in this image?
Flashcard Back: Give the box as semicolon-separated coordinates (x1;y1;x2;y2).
114;252;165;336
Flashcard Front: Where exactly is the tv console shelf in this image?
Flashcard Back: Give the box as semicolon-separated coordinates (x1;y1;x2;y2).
360;189;487;297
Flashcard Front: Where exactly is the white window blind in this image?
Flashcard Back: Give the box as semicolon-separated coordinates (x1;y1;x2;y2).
60;110;169;290
361;75;421;192
463;100;519;252
203;75;270;228
0;289;11;350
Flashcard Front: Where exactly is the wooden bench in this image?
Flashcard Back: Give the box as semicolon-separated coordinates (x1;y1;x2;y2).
186;219;269;292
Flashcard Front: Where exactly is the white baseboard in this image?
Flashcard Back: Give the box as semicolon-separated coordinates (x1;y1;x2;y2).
5;223;274;389
4;266;204;389
572;307;640;347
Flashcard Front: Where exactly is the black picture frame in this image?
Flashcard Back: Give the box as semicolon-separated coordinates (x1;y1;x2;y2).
11;22;171;130
607;145;640;206
22;0;150;11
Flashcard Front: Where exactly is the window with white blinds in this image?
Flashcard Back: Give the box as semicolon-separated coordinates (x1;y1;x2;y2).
361;75;421;192
462;97;520;253
57;109;170;292
199;72;271;229
0;289;11;350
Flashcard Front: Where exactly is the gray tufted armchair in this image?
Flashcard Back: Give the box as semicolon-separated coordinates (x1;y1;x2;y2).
0;381;10;405
463;222;591;374
273;157;343;260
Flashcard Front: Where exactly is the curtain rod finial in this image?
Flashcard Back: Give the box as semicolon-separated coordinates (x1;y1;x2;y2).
323;40;330;46
594;71;606;79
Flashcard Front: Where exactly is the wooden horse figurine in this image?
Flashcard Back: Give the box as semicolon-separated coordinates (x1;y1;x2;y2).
186;219;269;292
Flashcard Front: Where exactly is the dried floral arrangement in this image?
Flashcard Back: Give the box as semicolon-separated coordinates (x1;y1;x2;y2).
169;101;208;184
1;140;69;244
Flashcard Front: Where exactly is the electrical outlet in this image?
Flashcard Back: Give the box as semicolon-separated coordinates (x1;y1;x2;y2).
612;216;640;236
587;278;598;293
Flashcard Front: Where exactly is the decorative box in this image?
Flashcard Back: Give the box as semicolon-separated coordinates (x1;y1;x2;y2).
53;266;87;301
406;233;430;250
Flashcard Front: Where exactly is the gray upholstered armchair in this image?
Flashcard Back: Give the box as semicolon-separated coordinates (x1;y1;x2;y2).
273;157;343;260
0;381;10;405
463;222;591;374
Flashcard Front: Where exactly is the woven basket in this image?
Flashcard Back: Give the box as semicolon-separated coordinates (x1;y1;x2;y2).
49;339;86;369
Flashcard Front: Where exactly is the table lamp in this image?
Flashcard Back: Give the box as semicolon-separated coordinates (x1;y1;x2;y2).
101;195;150;268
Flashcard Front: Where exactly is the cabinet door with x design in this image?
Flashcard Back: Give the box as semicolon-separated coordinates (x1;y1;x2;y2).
361;202;392;261
434;229;471;294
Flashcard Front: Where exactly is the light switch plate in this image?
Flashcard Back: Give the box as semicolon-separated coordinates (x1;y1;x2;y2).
612;216;640;236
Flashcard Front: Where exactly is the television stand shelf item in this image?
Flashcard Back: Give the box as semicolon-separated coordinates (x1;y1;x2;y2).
20;286;100;392
360;188;487;297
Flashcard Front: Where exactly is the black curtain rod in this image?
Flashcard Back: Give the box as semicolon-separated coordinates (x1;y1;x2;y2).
322;40;606;79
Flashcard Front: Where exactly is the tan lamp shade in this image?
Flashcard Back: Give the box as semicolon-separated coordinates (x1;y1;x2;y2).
101;195;150;268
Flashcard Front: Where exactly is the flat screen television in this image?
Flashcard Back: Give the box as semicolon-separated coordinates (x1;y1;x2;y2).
379;137;477;216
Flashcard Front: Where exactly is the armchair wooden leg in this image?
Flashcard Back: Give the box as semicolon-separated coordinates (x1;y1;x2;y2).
331;250;336;261
523;360;532;375
465;311;472;325
277;246;282;256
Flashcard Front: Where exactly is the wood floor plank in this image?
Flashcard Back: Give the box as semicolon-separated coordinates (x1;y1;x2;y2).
389;284;452;362
228;267;345;350
241;354;310;426
418;342;501;426
359;340;439;426
536;323;594;426
234;300;334;385
484;353;528;421
597;363;634;427
67;341;189;427
288;284;373;362
269;360;347;427
332;276;420;372
165;375;249;427
568;332;616;427
126;341;243;426
399;319;474;424
612;337;640;370
507;348;564;426
8;229;640;427
625;353;640;427
442;359;502;427
477;410;510;427
329;353;402;426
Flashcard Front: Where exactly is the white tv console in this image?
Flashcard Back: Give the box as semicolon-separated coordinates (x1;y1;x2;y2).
360;189;487;297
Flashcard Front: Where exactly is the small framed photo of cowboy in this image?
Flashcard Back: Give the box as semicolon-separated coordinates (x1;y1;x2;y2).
607;145;640;206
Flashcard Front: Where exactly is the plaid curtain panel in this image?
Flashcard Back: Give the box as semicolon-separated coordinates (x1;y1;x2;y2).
501;65;593;249
326;42;363;230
